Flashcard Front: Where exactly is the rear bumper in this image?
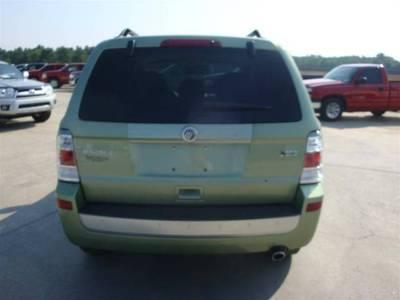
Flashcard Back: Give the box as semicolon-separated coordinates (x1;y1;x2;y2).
56;182;323;254
80;213;300;237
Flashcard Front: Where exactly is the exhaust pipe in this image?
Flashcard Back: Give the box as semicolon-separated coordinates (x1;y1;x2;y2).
270;246;288;262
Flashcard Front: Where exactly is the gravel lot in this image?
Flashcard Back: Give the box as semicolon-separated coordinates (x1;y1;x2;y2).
1;90;399;300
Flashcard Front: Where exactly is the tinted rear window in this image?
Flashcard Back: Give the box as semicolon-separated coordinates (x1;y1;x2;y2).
79;47;301;123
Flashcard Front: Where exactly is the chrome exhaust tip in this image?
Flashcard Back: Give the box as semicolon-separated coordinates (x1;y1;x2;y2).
270;246;288;262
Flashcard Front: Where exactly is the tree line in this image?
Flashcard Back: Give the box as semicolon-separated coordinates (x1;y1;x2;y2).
293;53;400;74
1;46;399;74
0;46;92;65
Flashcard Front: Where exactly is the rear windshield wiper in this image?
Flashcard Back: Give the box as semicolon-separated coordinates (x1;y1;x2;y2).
203;101;272;111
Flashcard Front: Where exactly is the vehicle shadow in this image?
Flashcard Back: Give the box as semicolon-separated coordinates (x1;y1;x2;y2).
320;113;400;129
78;252;291;300
0;119;35;133
0;192;291;300
0;192;56;236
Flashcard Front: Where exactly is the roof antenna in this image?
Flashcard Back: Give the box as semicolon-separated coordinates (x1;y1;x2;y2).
247;30;261;38
118;28;139;38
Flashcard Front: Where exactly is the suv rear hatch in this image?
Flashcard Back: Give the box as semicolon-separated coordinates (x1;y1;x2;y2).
72;39;306;205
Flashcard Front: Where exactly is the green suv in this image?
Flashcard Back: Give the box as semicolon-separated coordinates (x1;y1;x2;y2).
56;29;323;261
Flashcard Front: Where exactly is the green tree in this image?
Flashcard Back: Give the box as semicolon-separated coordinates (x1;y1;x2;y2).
39;48;55;62
71;46;85;62
26;45;44;62
294;53;400;74
54;47;72;62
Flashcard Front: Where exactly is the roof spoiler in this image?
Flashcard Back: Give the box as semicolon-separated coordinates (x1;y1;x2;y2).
117;28;261;39
247;30;262;38
117;28;139;38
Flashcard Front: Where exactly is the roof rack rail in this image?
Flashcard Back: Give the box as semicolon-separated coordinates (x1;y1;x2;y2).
117;28;139;38
247;30;261;38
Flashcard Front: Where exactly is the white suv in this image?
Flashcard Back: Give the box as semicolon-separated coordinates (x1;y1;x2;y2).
0;61;56;124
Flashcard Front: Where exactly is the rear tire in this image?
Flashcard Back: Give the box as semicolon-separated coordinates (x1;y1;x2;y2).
32;111;51;123
0;119;9;126
371;110;386;117
320;98;344;121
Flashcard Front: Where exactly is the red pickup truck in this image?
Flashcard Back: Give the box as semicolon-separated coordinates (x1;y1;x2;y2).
41;63;85;88
29;63;65;81
304;64;400;121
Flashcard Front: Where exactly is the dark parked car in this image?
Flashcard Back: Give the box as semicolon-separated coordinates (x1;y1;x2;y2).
69;70;82;86
16;63;46;72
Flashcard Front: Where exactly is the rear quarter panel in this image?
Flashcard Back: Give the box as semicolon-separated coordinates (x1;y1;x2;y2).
389;82;400;110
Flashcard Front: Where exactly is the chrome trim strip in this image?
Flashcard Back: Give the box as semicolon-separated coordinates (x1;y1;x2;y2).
79;214;300;237
127;124;252;144
16;88;46;98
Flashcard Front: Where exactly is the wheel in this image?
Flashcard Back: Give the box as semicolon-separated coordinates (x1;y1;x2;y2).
32;111;51;123
49;78;60;88
320;98;344;121
371;110;386;117
80;247;110;256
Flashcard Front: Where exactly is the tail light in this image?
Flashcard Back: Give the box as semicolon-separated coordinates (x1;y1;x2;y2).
42;73;47;79
57;129;79;182
300;130;323;184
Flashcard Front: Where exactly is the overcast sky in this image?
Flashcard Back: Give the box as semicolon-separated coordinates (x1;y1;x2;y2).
1;0;399;59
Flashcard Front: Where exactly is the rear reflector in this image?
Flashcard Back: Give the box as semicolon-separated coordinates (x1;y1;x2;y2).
57;199;73;210
160;39;221;48
306;202;322;212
